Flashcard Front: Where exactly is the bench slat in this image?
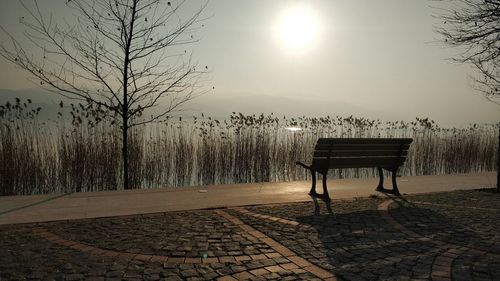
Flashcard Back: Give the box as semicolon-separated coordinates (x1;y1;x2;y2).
315;144;411;151
313;150;408;158
312;157;405;168
317;138;413;145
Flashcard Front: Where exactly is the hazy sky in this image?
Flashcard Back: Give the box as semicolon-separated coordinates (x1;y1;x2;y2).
0;0;498;127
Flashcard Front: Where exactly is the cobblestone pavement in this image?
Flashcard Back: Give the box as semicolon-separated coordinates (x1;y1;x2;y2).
1;188;499;280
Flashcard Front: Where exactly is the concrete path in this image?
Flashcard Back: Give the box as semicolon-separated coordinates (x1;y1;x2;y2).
0;172;496;225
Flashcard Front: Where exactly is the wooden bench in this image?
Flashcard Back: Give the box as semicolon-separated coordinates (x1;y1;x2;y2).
296;138;413;201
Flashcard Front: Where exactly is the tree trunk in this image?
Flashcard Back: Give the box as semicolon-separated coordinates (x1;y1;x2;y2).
121;1;136;190
497;128;499;191
123;117;129;190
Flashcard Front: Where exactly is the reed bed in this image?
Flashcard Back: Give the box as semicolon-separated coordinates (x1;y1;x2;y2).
0;100;498;195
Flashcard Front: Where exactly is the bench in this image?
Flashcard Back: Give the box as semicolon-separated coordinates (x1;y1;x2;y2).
296;138;413;201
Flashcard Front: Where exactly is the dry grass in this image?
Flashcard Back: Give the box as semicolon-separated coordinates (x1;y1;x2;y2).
0;101;498;195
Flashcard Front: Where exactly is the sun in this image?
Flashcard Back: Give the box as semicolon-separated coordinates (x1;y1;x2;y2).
274;4;320;54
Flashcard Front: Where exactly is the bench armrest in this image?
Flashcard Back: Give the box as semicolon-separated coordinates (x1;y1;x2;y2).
295;161;311;169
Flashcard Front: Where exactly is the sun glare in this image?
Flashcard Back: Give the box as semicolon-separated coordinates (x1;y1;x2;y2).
274;4;320;54
285;127;302;132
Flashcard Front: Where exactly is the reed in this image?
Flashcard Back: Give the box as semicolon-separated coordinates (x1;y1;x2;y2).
0;100;498;195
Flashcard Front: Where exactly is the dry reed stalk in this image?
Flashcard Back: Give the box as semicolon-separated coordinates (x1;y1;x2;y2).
1;104;497;195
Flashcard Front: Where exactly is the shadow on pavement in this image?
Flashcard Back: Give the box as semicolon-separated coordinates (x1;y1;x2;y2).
293;196;492;280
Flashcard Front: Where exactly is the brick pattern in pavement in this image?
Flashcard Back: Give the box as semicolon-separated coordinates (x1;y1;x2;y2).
1;188;499;280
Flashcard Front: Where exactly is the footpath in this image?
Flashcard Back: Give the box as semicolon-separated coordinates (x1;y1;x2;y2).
0;172;495;225
0;172;498;280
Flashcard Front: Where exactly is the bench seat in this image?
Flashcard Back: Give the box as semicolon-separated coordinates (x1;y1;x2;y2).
296;138;413;201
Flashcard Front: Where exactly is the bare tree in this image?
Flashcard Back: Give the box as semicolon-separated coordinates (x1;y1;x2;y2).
435;0;499;102
434;0;499;190
0;0;209;190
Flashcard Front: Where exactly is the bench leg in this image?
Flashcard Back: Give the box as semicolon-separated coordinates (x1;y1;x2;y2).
321;172;331;201
391;170;401;195
376;168;401;196
309;169;317;195
376;167;384;191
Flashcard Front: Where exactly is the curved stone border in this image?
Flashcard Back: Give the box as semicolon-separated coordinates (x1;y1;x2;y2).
30;199;497;280
234;200;500;281
469;248;495;280
377;199;500;281
412;201;500;212
32;209;337;280
32;211;292;265
231;207;302;227
215;209;337;281
32;225;273;264
377;200;433;240
378;199;465;280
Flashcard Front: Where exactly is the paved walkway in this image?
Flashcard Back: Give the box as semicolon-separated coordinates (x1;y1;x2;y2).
0;172;498;281
1;184;499;280
0;172;496;225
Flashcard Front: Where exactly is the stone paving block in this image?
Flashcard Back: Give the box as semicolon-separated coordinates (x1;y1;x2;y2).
181;269;199;278
235;255;252;262
90;248;108;256
430;277;451;281
272;244;295;257
273;257;290;264
219;256;236;263
85;277;105;281
249;268;269;276
250;254;266;261
166;257;185;264
434;256;454;267
60;240;78;247
280;263;299;270
264;252;281;259
432;266;452;277
216;267;234;276
80;245;98;252
217;276;238;281
286;255;310;267
442;251;460;259
303;264;333;279
263;265;283;273
101;250;120;258
239;225;254;232
149;255;168;263
202;257;220;264
232;271;253;280
291;268;307;274
448;248;464;255
185;257;202;264
248;230;266;238
259;259;277;267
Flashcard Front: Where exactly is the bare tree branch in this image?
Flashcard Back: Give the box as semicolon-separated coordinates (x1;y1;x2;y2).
0;0;210;189
434;0;500;100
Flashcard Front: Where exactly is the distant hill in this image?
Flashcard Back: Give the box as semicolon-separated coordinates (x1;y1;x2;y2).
0;88;386;121
2;88;436;130
2;88;497;128
185;91;389;121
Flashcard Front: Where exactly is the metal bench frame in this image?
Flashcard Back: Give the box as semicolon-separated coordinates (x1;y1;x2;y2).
296;138;413;201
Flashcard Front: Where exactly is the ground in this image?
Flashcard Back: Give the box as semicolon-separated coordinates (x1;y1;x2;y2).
1;188;499;281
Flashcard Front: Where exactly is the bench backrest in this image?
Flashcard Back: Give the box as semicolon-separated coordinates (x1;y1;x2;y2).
311;138;413;171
